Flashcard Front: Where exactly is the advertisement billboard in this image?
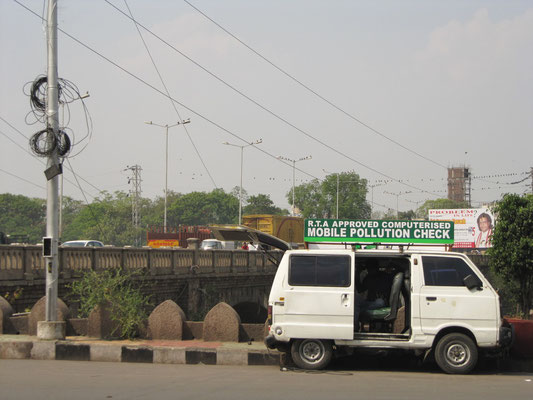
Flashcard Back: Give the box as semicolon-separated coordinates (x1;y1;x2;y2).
428;208;495;248
304;219;454;244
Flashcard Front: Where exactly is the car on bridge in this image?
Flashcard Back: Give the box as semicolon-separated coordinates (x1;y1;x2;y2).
61;240;104;248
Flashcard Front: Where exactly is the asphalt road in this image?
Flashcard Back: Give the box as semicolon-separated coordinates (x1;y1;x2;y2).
0;360;531;400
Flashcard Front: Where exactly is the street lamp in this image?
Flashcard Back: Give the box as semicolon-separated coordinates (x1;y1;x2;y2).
59;91;90;240
222;138;262;225
384;190;412;218
145;118;191;232
323;169;340;219
368;182;386;217
278;155;312;216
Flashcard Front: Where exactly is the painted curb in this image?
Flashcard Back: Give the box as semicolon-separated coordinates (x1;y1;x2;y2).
0;340;281;367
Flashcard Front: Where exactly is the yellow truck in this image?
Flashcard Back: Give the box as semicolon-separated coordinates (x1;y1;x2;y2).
242;215;304;245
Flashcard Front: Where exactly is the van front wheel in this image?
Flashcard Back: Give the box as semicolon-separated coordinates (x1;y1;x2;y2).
435;333;478;374
291;339;333;370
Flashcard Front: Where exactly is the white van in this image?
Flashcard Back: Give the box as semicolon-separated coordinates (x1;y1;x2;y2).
265;248;513;374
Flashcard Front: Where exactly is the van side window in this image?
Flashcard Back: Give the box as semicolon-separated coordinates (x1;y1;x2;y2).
422;256;482;287
289;255;351;287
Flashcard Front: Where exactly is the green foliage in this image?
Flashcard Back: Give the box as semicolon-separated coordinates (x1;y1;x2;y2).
398;210;417;220
0;193;46;244
63;191;144;247
243;194;288;215
287;172;371;219
488;194;533;318
68;268;151;339
416;198;469;219
167;189;238;226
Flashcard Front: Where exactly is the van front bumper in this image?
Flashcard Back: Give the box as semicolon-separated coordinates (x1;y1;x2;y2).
499;325;514;348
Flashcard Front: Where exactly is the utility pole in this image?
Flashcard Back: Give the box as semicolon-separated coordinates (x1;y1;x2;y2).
145;119;190;232
223;139;262;224
278;155;312;216
531;167;533;194
126;165;142;246
39;0;64;340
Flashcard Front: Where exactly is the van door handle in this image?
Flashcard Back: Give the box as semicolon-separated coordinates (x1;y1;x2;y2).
426;296;437;301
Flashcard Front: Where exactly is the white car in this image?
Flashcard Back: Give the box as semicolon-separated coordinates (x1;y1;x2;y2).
61;240;104;248
200;239;224;250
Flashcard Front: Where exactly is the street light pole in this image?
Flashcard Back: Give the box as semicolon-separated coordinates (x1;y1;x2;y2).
223;139;262;225
145;118;190;232
278;155;312;216
384;190;412;218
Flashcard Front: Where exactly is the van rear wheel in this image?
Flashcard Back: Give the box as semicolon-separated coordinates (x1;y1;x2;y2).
291;339;333;370
435;333;478;374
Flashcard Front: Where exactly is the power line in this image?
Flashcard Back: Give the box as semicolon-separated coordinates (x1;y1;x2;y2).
182;0;448;170
122;0;217;188
99;1;441;198
0;114;102;198
13;0;319;181
0;167;46;190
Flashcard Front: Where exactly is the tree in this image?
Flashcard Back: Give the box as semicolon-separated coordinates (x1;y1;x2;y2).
243;194;288;216
63;191;141;246
167;189;238;226
417;198;469;219
488;194;533;318
287;172;371;219
398;210;417;220
0;193;46;243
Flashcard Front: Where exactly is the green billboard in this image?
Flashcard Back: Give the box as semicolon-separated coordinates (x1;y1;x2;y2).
304;219;454;244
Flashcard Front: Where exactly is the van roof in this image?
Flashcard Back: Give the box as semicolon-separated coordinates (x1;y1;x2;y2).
285;248;466;257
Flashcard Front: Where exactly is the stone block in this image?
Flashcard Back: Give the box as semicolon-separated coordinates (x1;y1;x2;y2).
9;314;29;335
90;344;122;362
0;341;32;359
31;341;56;360
148;300;186;340
68;318;88;336
28;296;70;336
0;296;14;333
183;321;203;340
153;347;186;364
203;302;241;342
37;320;66;340
87;301;121;339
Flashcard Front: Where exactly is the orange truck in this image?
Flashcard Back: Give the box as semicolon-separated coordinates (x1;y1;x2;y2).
242;215;304;245
146;226;211;248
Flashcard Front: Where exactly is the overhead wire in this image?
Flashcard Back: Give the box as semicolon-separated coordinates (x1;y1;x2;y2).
13;1;319;181
100;0;442;198
0;167;46;190
122;0;217;188
182;0;448;170
0;115;101;198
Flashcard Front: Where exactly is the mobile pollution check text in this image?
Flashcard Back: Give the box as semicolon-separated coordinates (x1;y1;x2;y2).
305;219;454;244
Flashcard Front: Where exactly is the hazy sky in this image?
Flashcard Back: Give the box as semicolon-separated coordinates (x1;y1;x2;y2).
1;0;532;214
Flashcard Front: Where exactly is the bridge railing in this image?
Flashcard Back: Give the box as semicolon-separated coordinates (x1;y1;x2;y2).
0;245;282;281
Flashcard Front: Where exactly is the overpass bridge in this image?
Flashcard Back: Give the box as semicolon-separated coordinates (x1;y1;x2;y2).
0;245;283;322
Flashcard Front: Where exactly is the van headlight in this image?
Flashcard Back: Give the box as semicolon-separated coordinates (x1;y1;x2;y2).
275;327;283;336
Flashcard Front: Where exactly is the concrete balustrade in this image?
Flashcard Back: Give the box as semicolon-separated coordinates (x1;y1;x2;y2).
0;245;281;282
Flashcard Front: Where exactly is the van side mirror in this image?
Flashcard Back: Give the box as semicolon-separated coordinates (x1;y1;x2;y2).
464;274;482;291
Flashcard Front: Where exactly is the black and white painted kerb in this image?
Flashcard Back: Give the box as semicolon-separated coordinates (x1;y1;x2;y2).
0;340;281;366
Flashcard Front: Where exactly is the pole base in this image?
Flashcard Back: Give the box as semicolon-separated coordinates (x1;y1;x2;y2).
37;321;66;340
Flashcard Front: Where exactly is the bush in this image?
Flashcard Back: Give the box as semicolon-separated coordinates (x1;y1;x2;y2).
68;268;151;339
